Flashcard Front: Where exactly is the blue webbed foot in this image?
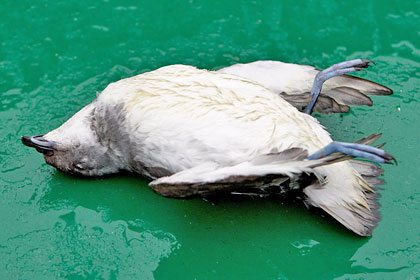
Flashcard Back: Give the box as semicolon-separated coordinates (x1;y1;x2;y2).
307;141;396;165
304;59;375;115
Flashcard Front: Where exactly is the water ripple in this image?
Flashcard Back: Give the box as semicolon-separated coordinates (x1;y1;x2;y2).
0;206;179;279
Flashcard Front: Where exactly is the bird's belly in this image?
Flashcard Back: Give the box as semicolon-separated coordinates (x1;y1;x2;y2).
126;110;327;179
133;123;270;176
97;66;334;178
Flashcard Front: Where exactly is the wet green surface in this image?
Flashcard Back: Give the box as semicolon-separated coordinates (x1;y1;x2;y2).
1;0;420;279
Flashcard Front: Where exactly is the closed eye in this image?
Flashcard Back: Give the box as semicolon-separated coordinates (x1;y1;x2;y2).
74;163;84;170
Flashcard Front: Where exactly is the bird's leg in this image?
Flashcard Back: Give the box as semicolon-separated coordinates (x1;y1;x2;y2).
307;141;396;164
304;59;375;115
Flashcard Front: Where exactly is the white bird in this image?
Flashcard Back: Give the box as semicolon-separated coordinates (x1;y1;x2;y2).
22;59;394;236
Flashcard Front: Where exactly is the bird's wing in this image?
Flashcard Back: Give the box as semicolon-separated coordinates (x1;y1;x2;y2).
218;60;392;114
148;147;349;199
150;134;386;236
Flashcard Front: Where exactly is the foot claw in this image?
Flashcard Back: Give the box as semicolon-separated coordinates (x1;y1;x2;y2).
384;153;398;165
361;59;375;65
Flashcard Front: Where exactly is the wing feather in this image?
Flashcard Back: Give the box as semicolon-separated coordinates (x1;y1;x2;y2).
219;60;392;114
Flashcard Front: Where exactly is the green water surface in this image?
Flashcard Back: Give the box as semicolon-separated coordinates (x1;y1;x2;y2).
1;1;420;279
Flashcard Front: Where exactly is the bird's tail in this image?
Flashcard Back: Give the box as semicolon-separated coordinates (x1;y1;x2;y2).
303;134;387;236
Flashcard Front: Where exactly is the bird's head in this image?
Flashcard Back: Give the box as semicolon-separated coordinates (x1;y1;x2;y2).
22;103;120;176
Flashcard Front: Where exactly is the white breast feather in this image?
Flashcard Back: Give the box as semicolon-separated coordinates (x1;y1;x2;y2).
98;65;371;224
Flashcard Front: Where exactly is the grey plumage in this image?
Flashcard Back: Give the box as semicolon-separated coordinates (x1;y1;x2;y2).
350;160;384;178
351;160;386;187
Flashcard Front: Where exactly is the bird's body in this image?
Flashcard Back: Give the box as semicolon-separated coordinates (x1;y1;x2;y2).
24;60;393;236
101;65;331;173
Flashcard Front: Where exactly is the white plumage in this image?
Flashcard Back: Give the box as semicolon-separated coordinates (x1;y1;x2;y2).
26;61;393;236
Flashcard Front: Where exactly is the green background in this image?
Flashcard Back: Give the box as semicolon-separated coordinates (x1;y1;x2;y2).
1;0;419;279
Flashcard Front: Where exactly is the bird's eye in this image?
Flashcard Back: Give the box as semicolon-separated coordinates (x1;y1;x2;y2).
74;163;84;170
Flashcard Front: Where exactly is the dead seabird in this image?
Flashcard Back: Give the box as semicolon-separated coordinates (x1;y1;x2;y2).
22;59;395;236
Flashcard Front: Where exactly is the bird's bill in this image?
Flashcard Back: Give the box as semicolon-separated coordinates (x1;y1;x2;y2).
21;135;56;154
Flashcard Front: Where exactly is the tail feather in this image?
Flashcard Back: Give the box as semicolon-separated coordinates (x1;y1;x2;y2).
281;93;351;114
350;160;385;188
304;134;387;236
319;189;381;236
301;73;392;114
306;170;382;236
323;87;373;106
326;74;393;96
315;74;392;113
350;160;384;177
